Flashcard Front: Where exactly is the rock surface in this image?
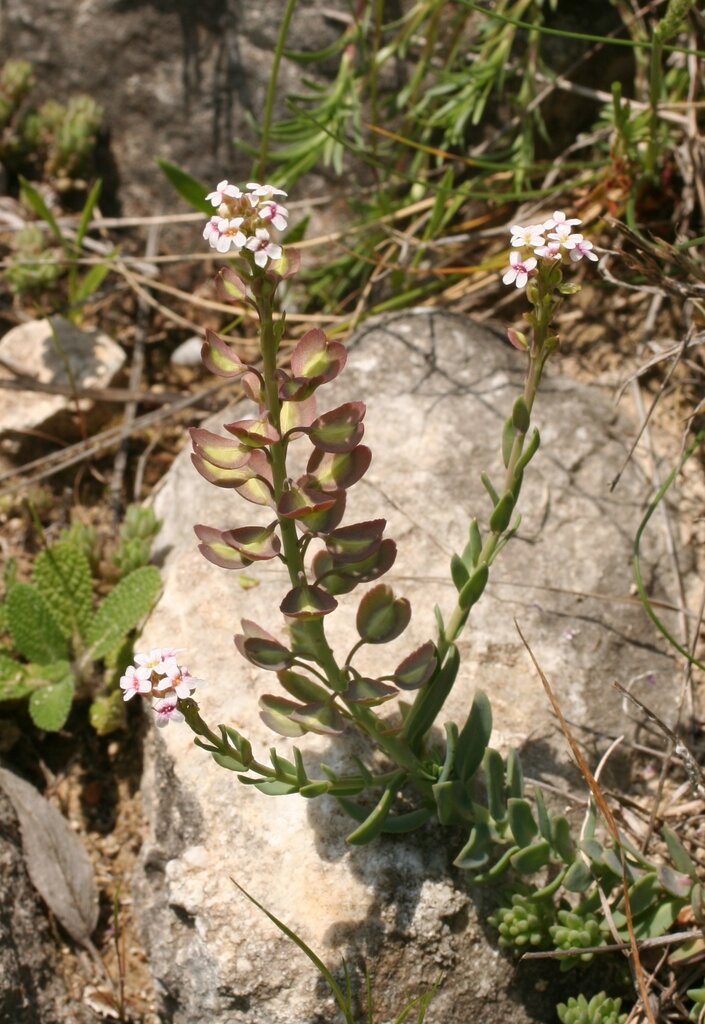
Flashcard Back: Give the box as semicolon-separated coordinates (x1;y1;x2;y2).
136;310;679;1023
0;0;355;215
0;315;126;448
0;788;89;1024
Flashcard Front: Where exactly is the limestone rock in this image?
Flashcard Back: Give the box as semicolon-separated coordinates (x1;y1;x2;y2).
0;315;126;447
136;310;678;1023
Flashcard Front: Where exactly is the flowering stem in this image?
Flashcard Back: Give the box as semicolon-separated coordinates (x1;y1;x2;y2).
437;267;555;663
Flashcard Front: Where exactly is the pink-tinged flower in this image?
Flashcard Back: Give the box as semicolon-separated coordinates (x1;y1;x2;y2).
547;222;582;246
510;223;545;249
156;664;206;699
567;237;598;262
205;180;242;207
119;665;152;702
153;696;185;728
203;216;221;244
502;250;537;288
214;217;246;254
245;228;282;268
259;200;288;232
246;182;287;200
542;210;581;231
534;240;562;261
135;648;180;678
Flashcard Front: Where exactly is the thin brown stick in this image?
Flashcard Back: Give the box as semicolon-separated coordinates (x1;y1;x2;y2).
522;929;705;960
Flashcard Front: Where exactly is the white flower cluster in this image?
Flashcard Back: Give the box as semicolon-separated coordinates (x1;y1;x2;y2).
502;210;597;289
119;647;205;727
203;180;288;268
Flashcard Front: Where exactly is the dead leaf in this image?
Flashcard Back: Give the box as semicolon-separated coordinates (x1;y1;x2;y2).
0;767;99;945
83;985;121;1019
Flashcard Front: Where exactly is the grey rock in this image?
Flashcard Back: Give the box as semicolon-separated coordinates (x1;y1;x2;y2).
0;788;90;1024
170;335;204;368
135;310;678;1023
0;315;126;447
0;0;357;215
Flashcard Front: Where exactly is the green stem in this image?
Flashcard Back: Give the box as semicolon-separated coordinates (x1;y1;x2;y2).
255;268;426;775
257;0;299;182
437;268;555;666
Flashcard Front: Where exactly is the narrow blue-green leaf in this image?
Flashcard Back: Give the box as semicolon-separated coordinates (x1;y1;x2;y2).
75;179;103;251
19;175;65;247
346;774;404;845
157;158;212;215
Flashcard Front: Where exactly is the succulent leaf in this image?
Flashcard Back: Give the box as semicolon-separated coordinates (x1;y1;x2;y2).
356;584;411;644
278;669;330;704
222;524;281;561
308;402;366;452
224;417;280;448
343;676;397;706
259;694;307;737
325;519;385;565
455;689;492;782
290;328;347;385
393;641;437;690
508;798;539;848
201;327;249;377
306;445;372;492
194;525;254;570
190;428;251;469
280;585;338;619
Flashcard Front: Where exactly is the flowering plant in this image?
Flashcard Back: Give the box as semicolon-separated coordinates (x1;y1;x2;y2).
122;190;705;1016
124;189;596;845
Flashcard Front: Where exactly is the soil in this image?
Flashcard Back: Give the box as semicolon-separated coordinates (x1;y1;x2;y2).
0;191;703;1023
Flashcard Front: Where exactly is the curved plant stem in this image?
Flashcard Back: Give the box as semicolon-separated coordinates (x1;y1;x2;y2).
257;0;299;182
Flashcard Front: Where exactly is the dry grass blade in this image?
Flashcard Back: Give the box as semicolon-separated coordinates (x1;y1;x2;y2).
515;620;657;1024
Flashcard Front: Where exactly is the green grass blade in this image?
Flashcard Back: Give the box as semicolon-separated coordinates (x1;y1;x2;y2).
19;175;65;249
231;879;355;1023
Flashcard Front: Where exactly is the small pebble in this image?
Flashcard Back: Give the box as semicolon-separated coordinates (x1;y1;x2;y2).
170;336;204;367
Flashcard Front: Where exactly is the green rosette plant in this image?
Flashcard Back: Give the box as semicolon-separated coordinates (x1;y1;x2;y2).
0;508;161;735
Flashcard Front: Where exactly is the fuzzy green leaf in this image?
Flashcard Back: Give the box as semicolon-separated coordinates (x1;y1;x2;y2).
33;542;93;641
0;655;33;701
7;584;68;663
85;566;162;661
29;673;75;731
